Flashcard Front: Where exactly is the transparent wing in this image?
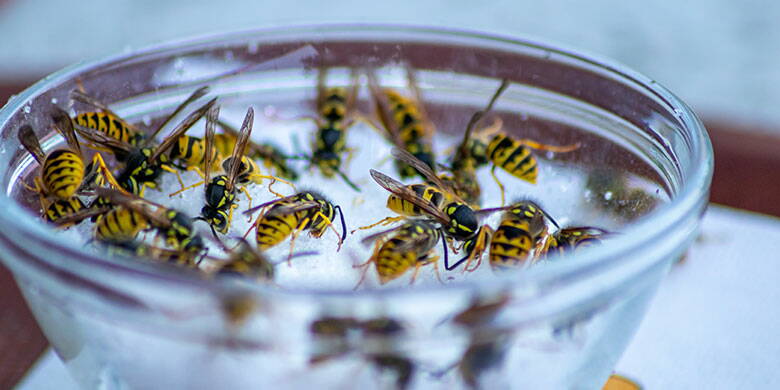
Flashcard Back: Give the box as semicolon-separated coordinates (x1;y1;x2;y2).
225;107;254;191
146;86;210;142
148;97;217;163
369;169;450;225
17;125;46;164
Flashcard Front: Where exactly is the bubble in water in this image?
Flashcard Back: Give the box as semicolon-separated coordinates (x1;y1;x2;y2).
23;105;31;114
603;191;613;201
51;98;58;104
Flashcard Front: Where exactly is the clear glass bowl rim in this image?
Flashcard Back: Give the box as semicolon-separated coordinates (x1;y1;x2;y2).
0;23;713;299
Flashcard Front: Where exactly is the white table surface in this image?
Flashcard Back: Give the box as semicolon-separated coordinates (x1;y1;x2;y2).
16;204;780;389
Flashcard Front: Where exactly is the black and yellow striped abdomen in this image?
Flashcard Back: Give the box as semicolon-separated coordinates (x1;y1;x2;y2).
486;134;538;184
171;135;217;169
74;112;141;145
254;204;308;249
374;239;420;283
489;218;536;269
372;221;440;284
320;87;348;122
42;149;84;199
386;184;444;217
44;197;85;223
95;206;149;243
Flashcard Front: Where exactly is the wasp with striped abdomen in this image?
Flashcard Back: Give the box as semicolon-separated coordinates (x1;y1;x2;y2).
243;190;347;262
17;109;120;225
366;66;437;181
354;219;445;286
74;88;217;195
488;200;558;270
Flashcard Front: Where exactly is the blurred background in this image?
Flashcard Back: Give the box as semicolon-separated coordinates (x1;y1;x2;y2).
1;0;778;387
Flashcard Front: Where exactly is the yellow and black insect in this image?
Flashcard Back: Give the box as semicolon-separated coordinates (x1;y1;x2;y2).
366;67;437;180
447;79;510;204
368;148;506;271
171;107;291;234
17;110;119;225
70;89;147;146
444;80;581;205
74;88;216;195
488;200;557;270
90;187;205;256
546;226;611;258
105;240;201;267
243;190;347;262
302;68;362;191
217;119;299;182
214;239;276;281
354;219;445;286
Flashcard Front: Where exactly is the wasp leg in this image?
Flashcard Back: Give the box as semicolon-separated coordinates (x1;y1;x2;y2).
286;221;309;266
464;227;493;273
353;242;381;290
409;255;439;285
91;153;129;193
236;185;253;211
531;234;556;264
352;216;404;234
168;180;205;197
310;210;343;251
265;179;286;199
491;165;506;207
516;139;581;153
160;164;185;192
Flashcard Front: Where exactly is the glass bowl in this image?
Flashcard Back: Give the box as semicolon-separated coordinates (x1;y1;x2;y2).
0;25;712;389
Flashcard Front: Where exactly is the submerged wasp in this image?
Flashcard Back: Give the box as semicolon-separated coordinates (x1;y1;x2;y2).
243;190;347;262
73;87;216;195
291;68;361;191
367;66;437;180
546;226;611;258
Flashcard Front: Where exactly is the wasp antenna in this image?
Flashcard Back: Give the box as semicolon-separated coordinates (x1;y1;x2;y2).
195;247;210;267
334;205;348;244
440;230;455;271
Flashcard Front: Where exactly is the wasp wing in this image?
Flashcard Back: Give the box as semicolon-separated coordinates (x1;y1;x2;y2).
148;97;217;163
366;70;404;149
369;169;450;225
50;107;82;156
391;148;467;204
17;125;46;164
73;124;135;155
52;205;112;227
203;105;220;185
145;86;210;143
225;107;254;191
95;187;172;227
